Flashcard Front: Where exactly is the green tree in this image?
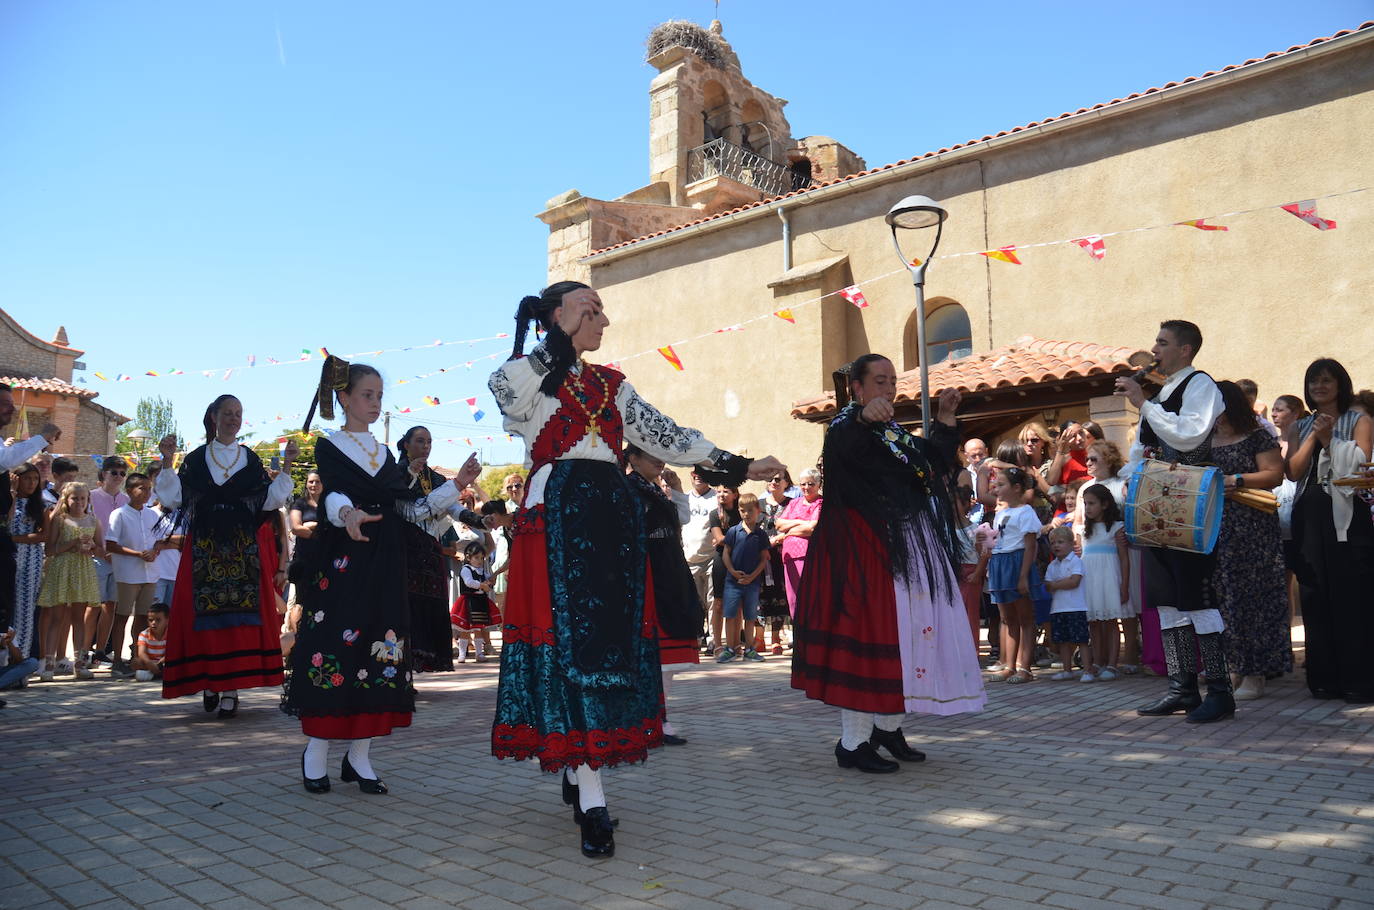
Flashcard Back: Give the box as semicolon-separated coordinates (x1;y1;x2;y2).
475;462;525;501
252;430;325;498
116;396;181;456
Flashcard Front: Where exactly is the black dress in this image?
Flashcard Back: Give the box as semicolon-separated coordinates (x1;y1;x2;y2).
400;465;458;673
283;437;459;738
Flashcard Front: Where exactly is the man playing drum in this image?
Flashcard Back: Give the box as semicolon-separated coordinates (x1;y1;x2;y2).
1117;320;1234;724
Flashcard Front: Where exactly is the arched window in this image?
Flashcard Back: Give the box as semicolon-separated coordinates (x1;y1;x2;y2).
902;299;972;370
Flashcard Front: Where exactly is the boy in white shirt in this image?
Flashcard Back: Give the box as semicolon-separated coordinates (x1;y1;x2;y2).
105;473;164;679
1043;527;1092;682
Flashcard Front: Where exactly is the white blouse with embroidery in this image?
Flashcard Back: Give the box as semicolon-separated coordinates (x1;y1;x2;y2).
320;431;464;528
489;344;729;509
155;439;295;512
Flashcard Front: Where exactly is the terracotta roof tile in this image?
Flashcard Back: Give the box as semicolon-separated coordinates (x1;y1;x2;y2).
789;336;1141;420
590;22;1373;257
0;375;97;400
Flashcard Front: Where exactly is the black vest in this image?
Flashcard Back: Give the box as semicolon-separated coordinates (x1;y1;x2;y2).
1138;370;1215;465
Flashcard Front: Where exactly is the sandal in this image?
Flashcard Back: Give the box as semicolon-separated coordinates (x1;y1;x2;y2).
1006;669;1034;684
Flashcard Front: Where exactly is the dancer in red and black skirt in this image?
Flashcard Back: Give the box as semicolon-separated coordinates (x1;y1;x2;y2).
489;281;783;858
155;396;297;718
283;358;486;794
625;443;705;746
792;354;985;773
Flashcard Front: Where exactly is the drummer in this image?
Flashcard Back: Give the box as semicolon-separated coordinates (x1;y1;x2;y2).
1115;319;1233;724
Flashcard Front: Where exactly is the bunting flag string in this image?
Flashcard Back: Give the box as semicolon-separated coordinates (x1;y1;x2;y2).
980;245;1022;265
465;398;485;421
1281;199;1337;230
1072;235;1106;261
1177;219;1228;231
590;186;1365;372
837;286;869;308
82;332;512;385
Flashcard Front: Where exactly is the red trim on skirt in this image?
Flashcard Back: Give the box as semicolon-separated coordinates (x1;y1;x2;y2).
301;711;412;739
163;522;286;699
493;531;665;771
790;510;905;714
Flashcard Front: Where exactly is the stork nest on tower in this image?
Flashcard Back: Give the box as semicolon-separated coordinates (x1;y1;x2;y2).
645;20;727;68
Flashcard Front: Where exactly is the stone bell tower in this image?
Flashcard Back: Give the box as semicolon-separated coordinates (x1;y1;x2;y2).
539;20;865;282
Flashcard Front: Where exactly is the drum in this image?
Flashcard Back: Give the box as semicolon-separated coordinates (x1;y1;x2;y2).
1124;459;1224;554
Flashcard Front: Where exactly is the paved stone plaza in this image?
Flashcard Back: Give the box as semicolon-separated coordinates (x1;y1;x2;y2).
5;651;1372;910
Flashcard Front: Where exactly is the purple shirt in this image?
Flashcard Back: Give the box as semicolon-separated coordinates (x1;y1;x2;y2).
90;487;129;532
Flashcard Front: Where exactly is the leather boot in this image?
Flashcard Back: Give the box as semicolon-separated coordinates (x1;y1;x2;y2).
1137;626;1201;716
1186;632;1235;723
869;726;926;762
834;740;898;773
579;807;615;858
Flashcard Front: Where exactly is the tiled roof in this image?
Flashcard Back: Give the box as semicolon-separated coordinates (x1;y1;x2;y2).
0;375;97;400
790;337;1140;420
591;21;1374;257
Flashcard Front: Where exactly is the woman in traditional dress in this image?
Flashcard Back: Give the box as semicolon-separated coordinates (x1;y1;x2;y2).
283;359;485;793
396;426;458;673
625;442;704;746
488;281;782;859
155;396;298;718
1209;381;1289;700
791;354;986;773
1285;358;1373;703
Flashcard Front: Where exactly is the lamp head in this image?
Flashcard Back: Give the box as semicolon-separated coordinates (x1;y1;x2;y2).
885;195;947;230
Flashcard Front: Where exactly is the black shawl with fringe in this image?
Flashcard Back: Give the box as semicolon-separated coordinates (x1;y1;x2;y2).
811;403;963;611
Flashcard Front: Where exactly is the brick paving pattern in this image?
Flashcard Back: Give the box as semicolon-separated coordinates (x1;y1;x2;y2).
5;652;1373;909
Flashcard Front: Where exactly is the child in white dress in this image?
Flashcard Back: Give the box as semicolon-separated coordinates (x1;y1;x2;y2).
1078;484;1131;681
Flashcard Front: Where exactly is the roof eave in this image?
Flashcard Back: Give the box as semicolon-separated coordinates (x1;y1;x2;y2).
582;26;1373;266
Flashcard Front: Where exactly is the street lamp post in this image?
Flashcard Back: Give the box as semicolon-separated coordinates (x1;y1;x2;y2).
884;195;948;432
127;428;152;456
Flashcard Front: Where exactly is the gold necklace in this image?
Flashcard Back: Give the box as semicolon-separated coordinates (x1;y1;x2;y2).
566;362;609;448
208;441;242;481
344;429;381;470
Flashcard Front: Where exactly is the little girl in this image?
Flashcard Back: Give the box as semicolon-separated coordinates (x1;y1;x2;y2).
37;482;103;681
1078;483;1131;682
977;467;1047;683
1043;526;1091;681
451;540;500;663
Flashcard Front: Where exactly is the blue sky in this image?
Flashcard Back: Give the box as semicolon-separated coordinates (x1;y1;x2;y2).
2;1;1367;467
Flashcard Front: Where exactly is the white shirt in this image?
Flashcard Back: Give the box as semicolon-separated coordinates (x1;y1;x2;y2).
106;504;162;584
489;351;722;513
1124;366;1225;476
320;432;463;527
1046;553;1088;614
991;505;1040;554
681;487;718;563
155;439;294;512
0;435;48;472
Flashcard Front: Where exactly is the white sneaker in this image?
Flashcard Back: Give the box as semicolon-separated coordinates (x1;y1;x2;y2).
55;659;74;677
1050;670;1076;681
1234;676;1265;700
1098;668;1118;681
135;669;154;682
1080;672;1097;683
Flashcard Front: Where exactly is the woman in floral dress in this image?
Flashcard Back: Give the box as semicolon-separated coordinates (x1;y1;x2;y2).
1209;381;1289;700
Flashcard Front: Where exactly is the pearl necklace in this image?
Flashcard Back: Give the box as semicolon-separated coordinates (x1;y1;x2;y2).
208;441;243;481
344;429;382;471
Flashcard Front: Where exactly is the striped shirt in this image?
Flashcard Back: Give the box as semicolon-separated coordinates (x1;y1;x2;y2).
138;629;166;662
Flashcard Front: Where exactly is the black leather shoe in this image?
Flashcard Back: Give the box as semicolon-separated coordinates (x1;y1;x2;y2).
301;750;330;794
1310;687;1342;699
834;740;899;773
869;727;926;762
341;755;388;794
579;806;615;858
203;691;220;713
661;733;688;746
216;694;238;719
1137;673;1201;716
563;774;619;827
1186;683;1236;724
